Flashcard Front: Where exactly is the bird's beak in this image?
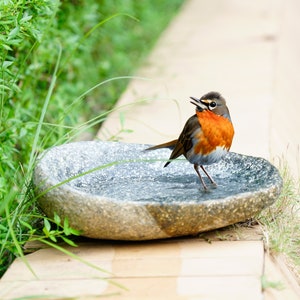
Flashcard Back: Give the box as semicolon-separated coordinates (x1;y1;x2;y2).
190;96;207;111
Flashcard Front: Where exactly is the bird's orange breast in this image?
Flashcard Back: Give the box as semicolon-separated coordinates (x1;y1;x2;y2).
194;110;234;156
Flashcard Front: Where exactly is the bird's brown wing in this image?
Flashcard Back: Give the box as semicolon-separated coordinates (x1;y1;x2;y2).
145;114;200;167
165;114;200;167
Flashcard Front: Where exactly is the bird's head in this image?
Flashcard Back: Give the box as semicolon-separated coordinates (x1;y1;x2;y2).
190;91;231;120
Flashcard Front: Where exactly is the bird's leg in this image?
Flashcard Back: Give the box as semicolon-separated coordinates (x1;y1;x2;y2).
193;164;208;190
200;165;217;186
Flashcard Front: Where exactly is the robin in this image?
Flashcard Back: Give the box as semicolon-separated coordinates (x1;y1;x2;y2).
145;91;234;190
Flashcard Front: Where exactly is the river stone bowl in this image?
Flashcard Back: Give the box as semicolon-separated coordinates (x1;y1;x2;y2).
33;141;282;240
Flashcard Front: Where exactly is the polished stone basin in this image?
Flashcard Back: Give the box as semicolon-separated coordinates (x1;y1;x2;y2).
33;141;282;240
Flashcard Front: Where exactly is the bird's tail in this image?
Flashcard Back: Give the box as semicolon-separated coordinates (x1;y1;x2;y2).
144;139;178;168
145;139;178;151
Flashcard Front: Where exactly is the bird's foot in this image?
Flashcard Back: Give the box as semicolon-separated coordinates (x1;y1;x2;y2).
210;182;218;189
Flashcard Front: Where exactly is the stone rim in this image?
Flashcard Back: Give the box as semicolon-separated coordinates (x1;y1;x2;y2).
33;141;283;240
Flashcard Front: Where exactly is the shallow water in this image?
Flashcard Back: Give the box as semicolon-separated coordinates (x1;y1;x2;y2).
39;141;281;203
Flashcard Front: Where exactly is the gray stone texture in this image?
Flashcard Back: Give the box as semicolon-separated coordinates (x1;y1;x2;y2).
34;141;282;240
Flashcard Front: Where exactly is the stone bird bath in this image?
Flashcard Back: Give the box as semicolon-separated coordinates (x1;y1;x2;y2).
33;141;282;240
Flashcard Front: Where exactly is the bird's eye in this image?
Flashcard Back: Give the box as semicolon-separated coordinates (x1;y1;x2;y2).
209;101;217;109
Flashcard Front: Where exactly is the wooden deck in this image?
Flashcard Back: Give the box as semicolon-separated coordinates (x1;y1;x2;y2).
1;232;299;299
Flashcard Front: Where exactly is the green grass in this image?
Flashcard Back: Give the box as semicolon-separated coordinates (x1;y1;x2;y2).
0;0;184;278
258;164;300;278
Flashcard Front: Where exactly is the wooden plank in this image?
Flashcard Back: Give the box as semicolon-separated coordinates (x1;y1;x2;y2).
263;254;300;300
0;240;264;299
1;240;263;280
0;276;262;300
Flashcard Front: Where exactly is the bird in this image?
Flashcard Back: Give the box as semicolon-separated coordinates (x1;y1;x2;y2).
145;91;234;190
